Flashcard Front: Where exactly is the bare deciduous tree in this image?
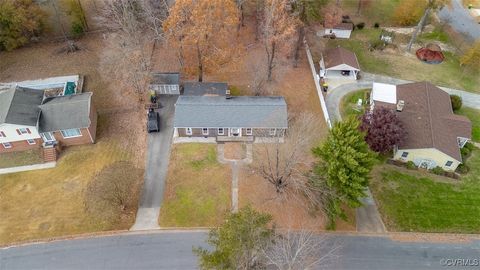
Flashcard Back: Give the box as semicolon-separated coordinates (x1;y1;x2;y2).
85;161;142;216
260;0;299;81
252;113;320;201
264;229;341;270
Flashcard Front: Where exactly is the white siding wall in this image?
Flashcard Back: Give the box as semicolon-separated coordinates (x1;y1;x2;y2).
393;148;461;171
0;123;41;144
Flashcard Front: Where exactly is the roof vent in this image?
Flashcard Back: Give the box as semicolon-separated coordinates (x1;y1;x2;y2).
396;100;405;112
226;89;231;99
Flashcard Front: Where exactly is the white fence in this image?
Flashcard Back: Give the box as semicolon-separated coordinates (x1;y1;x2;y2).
304;40;332;129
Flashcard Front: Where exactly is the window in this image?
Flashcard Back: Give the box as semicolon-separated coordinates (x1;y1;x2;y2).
445;161;453;167
401;152;409;158
2;142;12;149
27;139;36;145
186;128;193;135
60;128;82;138
202;128;209;136
16;128;30;135
218;128;224;135
246;128;253;136
269;129;276;136
0;131;5;137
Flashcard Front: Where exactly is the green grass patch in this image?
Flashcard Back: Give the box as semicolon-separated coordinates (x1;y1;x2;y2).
341;0;401;26
0;149;43;169
229;85;243;96
419;28;450;43
371;168;480;233
160;144;231;227
456;107;480;142
339;89;371;119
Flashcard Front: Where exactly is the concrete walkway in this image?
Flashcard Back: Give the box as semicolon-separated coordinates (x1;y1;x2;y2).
131;96;177;231
0;162;56;175
217;143;252;213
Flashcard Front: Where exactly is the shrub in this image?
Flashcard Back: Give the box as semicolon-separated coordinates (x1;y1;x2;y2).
374;22;380;28
456;164;470;174
461;147;471;159
406;161;417;170
450;95;463;111
464;142;475;151
356;22;365;30
431;166;445;175
370;39;385;51
71;21;85;37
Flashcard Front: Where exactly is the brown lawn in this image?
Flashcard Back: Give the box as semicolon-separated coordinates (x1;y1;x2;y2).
0;34;147;245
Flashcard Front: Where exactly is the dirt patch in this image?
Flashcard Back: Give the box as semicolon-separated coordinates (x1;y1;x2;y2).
223;143;246;160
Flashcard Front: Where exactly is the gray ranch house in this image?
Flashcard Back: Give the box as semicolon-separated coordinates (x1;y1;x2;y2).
173;95;288;143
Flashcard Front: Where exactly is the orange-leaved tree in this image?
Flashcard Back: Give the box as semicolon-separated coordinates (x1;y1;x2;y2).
260;0;299;81
163;0;239;82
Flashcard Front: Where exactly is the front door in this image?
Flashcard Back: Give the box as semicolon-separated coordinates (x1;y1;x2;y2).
229;128;242;137
41;132;55;143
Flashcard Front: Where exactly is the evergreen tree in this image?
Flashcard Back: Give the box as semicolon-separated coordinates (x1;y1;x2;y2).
194;206;273;270
312;117;375;227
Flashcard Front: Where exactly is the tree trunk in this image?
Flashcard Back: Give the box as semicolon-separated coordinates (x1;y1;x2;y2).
356;0;362;15
196;43;203;82
77;0;89;30
293;26;305;68
240;4;245;27
406;7;431;52
266;41;276;82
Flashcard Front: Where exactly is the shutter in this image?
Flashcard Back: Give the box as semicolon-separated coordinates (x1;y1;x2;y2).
16;129;21;135
26;128;31;134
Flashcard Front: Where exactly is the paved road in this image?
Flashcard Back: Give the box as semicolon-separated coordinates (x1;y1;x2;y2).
3;232;480;270
131;95;177;231
438;0;480;41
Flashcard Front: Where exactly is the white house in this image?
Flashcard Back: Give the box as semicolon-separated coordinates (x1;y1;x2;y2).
370;81;472;171
319;47;360;80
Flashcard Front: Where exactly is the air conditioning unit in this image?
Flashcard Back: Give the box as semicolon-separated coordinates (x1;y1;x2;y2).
396;100;405;112
226;89;231;99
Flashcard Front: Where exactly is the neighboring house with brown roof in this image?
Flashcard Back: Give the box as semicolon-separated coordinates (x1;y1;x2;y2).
319;47;360;80
323;22;353;39
370;81;472;171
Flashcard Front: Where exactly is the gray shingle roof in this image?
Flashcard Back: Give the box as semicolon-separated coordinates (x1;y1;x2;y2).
38;92;92;133
0;86;44;126
183;82;228;96
174;96;288;128
151;73;180;85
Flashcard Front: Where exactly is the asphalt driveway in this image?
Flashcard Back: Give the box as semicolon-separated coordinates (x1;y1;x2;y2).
131;95;178;230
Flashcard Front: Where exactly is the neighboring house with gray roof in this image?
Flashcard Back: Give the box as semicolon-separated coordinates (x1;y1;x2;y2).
173;95;288;143
371;81;472;172
0;86;97;159
183;82;228;96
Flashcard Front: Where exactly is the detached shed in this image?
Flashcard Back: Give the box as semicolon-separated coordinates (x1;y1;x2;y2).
319;47;360;80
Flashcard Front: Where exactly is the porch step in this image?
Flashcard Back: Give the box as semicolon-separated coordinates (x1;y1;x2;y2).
43;147;57;162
